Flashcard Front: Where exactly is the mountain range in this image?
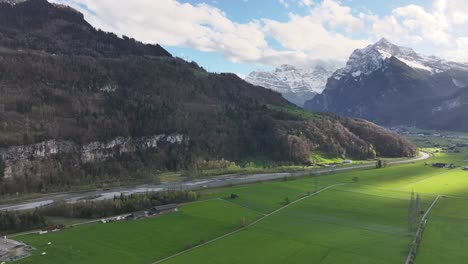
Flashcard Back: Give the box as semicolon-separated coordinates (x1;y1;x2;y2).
0;0;416;194
245;64;339;107
305;38;468;131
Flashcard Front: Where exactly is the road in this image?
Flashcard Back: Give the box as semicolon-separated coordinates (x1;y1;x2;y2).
0;152;429;212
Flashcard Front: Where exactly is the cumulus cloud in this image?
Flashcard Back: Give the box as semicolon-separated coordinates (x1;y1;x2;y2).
263;14;369;61
312;0;365;33
278;0;289;8
392;4;451;45
446;37;468;62
52;0;272;64
300;0;313;7
49;0;468;68
50;0;370;66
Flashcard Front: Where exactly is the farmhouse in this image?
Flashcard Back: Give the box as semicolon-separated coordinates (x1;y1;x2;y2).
149;204;179;215
125;211;148;220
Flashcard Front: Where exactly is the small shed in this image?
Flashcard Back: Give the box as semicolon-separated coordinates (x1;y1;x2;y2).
463;167;468;171
150;204;179;215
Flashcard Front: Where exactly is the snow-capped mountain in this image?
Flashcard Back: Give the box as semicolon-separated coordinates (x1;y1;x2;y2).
245;64;339;106
334;38;468;80
305;38;468;131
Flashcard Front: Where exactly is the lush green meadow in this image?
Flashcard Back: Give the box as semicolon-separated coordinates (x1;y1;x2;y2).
416;197;468;264
16;200;261;264
13;145;468;264
166;188;416;264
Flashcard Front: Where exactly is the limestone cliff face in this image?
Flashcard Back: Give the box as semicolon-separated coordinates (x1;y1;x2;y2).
0;134;186;179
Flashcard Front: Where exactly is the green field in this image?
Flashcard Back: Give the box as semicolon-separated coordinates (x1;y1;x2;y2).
13;146;468;264
416;197;468;264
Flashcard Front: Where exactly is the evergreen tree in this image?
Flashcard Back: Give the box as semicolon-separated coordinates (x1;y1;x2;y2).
408;190;415;232
415;193;422;217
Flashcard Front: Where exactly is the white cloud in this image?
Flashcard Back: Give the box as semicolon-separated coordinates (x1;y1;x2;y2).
434;0;468;25
312;0;365;33
50;0;468;69
446;37;468;62
50;0;370;67
278;0;289;8
263;14;369;61
392;4;451;45
52;0;271;64
300;0;313;7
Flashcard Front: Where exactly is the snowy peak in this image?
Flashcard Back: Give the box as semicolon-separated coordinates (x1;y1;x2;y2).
334;38;468;80
247;63;338;94
373;38;418;59
246;63;339;106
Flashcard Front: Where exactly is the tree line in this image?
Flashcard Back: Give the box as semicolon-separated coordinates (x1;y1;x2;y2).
38;190;199;219
0;210;47;235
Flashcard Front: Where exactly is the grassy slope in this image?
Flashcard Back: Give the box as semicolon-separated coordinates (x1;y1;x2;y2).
14;146;468;264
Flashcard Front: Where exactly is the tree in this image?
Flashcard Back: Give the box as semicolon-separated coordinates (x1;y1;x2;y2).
0;160;5;181
376;159;387;169
408;190;415;232
240;217;247;227
415;193;422;216
284;197;290;205
408;191;421;232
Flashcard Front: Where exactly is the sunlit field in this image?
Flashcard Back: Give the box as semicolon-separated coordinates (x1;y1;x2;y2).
15;145;468;264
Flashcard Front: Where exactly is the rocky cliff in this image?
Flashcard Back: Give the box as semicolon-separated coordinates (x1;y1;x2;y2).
0;134;186;179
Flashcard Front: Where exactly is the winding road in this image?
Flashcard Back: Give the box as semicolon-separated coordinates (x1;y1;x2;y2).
0;152;430;212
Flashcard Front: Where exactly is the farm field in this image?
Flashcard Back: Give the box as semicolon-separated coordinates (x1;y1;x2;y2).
165;188;421;264
416;197;468;264
16;200;261;264
13;146;468;264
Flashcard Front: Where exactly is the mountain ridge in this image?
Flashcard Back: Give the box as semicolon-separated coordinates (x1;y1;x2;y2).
0;0;171;58
0;1;417;194
305;38;468;131
245;63;338;106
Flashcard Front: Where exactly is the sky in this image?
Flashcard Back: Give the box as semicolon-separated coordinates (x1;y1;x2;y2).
50;0;468;78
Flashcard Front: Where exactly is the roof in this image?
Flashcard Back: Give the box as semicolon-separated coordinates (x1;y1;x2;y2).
153;204;179;211
132;211;148;217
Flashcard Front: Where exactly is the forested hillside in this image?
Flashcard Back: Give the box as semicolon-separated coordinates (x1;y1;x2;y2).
0;0;417;194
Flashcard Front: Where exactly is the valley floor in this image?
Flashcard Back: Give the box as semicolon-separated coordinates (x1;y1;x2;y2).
12;148;468;264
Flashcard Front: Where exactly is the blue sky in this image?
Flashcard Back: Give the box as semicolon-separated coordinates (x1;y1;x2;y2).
167;0;433;75
52;0;468;77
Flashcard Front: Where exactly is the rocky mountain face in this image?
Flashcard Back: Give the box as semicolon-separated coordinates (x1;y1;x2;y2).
0;1;416;194
245;64;338;106
305;38;468;131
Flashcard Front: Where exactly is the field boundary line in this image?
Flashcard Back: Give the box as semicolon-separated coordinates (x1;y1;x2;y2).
151;183;345;264
219;198;267;216
404;194;442;264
